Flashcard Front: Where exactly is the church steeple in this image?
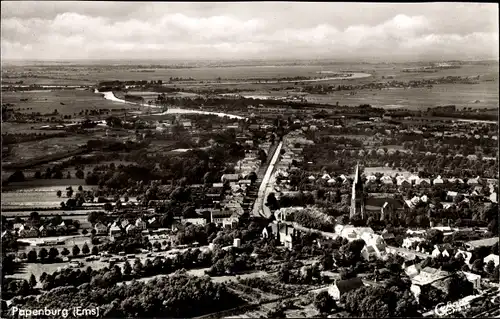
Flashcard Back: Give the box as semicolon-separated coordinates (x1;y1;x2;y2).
350;163;365;219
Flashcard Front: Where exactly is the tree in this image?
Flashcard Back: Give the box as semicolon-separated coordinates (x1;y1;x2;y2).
67;189;74;198
78;185;83;192
27;250;37;262
104;203;113;211
266;193;279;210
39;248;48;261
56;190;62;198
248;172;258;184
8;170;25;183
314;290;336;314
133;259;143;274
91;246;99;255
123;260;132;276
48;247;59;261
61;247;70;256
426;229;444;245
82;243;90;255
40;272;48;283
29;273;37;289
75;169;85;179
72;245;80;257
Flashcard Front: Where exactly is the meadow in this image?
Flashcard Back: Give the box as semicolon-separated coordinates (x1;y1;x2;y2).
2;89;141;116
3;135;93;163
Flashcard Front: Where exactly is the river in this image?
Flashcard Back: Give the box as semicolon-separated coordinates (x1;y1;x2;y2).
96;90;246;119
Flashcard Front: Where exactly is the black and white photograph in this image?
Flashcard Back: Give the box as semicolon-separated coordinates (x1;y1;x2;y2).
1;1;499;318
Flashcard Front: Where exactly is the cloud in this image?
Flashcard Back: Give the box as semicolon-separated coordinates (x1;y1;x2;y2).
1;2;498;61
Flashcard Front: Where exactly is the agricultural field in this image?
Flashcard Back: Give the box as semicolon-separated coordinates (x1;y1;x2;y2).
2;89;140;115
3;135;93;163
1;184;95;210
304;82;499;110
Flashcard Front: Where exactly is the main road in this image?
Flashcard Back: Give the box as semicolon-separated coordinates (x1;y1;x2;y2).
252;141;283;218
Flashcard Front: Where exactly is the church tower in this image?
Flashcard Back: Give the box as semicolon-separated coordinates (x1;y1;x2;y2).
350;163;365;219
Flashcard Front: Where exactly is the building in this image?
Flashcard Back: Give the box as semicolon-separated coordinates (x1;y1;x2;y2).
410;267;453;302
221;174;240;183
211;210;233;226
94;223;108;236
464;237;499;251
125;224;138;235
279;223;296;249
109;223;122;240
135;218;147;230
350;164;365;219
483;254;500;267
462;271;481;290
360;233;387;260
328;278;364;300
380;176;393;185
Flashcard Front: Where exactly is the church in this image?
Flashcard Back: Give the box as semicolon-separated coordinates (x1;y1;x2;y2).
350;164;406;223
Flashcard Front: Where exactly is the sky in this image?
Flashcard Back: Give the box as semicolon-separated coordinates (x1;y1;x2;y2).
1;2;498;62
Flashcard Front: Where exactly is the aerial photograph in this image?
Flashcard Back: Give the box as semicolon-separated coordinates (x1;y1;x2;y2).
1;1;499;318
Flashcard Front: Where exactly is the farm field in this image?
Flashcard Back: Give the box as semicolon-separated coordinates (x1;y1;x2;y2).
3;135;93;163
304;82;499;110
1;89;141;115
1;184;95;210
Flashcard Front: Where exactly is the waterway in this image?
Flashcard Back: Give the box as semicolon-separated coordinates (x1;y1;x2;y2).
96;90;246;119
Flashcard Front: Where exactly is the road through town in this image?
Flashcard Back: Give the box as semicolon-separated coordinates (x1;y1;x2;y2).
252;141;283;218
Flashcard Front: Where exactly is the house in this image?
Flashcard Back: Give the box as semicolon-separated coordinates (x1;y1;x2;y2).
462;271;481;290
222;174;240;183
125;224;138;235
396;176;411;186
109;223;122;240
94;223;108;236
338;226;375;242
211;210;233;226
135;218;147;230
416;178;431;186
183;218;207;226
448;177;464;184
121;220;130;229
455;250;473;266
405;264;422;279
446;191;459;201
327;178;336;185
380;176;393;185
408;175;420;185
483;254;500;267
402;237;425;249
410;267;453;301
212;183;224;188
328;278;364;300
321;173;332;180
222;213;239;229
433;176;444;185
148;217;160;229
464;237;499;251
279;223;296;249
467;176;481;185
360;233;387;260
13;223;24;231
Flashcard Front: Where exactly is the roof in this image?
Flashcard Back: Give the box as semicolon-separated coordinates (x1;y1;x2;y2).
412;267;452;286
465;237;499;249
334;278;364;294
222;174;240;181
